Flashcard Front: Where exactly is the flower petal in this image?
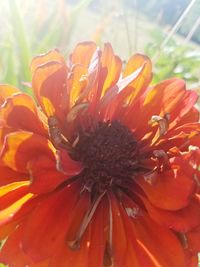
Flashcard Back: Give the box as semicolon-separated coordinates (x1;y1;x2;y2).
21;182;79;261
178;106;199;124
187;224;200;254
0;181;30;210
119;199;187;267
142;196;200;232
32;61;68;119
87;197;108;267
0;93;46;135
124;79;197;140
49;193;91;267
0;220;18;240
70;41;97;67
27;154;67;194
132;215;187;267
0;192;33;226
30;49;65;74
0;166;27;186
0;226;33;267
123;53;152;103
1;131;55;173
94;43;122;101
137;168;195;210
0;84;20;105
109;194;128;267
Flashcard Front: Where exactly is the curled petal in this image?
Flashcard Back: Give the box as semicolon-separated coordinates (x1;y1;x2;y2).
123;53;152;103
0;93;46;135
1;131;55;172
93;43;122;103
70;42;97;67
30;49;65;74
32;61;68;119
0;85;20;105
98;64;145;121
125;79;197;140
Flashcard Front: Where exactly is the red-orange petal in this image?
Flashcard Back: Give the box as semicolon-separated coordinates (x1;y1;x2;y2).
0;226;33;267
0;165;27;186
87;197;108;267
187;225;200;254
109;194;128;267
132;215;187;267
143;196;200;232
137;168;195;210
0;93;46;135
98;43;122;99
70;41;97;67
0;181;30;210
21;182;79;262
0;84;20;105
27;154;67;194
0;192;33;227
32;61;68;120
1;131;78;194
119;198;187;267
1;131;55;173
123;53;152;104
30;49;65;74
124;79;197;139
48;193;91;267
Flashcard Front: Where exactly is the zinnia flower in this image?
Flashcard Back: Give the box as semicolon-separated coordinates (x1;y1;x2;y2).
0;42;200;267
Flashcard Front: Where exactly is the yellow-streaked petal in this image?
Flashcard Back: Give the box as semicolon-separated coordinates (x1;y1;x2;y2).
0;181;30;198
0;85;20;105
0;193;33;225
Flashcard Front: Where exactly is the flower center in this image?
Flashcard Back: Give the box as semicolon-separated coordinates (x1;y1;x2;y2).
71;121;139;194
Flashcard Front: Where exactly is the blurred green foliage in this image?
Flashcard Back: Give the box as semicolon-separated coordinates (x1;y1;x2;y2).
0;0;93;93
132;0;200;44
145;29;200;84
0;0;199;91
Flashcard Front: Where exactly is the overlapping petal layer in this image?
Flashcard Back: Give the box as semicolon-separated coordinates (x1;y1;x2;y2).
0;42;200;267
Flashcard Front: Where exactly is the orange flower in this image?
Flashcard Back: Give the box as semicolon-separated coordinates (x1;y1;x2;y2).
0;42;200;267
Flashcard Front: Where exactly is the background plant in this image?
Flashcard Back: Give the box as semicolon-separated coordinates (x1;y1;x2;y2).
0;0;199;92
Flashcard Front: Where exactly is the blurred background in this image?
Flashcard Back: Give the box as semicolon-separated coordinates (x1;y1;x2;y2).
0;0;200;93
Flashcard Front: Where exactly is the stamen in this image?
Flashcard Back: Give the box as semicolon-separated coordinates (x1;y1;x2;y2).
143;170;158;185
177;232;188;249
103;242;113;267
125;207;141;218
153;149;171;172
108;197;113;252
48;116;70;150
150;113;170;136
66;103;89;123
67;191;106;250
